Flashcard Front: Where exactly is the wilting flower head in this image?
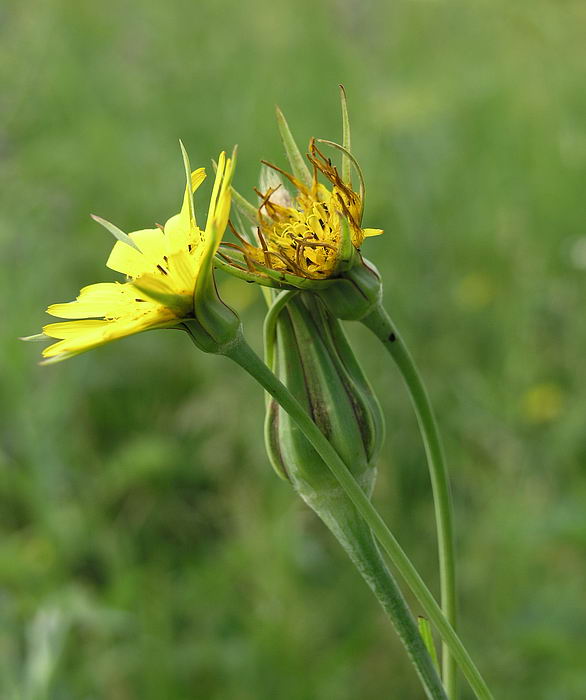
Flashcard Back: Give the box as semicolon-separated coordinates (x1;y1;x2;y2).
217;88;382;290
24;147;235;363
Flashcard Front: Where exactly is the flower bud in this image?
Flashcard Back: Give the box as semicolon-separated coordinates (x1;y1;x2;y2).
265;293;384;503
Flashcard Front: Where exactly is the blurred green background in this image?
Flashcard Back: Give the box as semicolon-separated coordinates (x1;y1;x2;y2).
2;0;585;697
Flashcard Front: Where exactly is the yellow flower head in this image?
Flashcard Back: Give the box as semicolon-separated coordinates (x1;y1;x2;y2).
235;138;381;281
27;147;235;363
215;91;382;290
230;137;383;284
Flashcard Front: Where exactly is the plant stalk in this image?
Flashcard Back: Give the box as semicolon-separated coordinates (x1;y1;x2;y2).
361;305;458;698
223;337;493;700
305;489;447;699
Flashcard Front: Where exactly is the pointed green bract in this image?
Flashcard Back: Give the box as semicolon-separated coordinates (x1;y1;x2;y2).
261;265;337;290
231;185;258;226
338;217;354;271
213;257;281;287
340;85;352;187
275;106;312;187
90;214;142;252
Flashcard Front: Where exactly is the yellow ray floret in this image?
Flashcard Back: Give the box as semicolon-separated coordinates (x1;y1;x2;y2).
35;150;234;363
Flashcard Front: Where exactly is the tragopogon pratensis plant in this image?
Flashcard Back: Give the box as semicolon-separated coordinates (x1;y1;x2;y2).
24;88;493;700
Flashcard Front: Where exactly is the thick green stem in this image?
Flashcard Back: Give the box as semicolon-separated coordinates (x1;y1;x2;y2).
361;305;458;699
224;337;493;700
306;490;446;700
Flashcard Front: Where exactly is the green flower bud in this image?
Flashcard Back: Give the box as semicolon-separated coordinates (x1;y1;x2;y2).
265;293;384;503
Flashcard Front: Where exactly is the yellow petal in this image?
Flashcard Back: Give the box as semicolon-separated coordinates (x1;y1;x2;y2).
204;151;235;255
42;312;175;359
107;228;165;276
363;228;384;237
43;319;111;340
164;168;207;251
47;282;161;320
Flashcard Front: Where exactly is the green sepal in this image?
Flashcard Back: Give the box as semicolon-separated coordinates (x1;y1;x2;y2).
323;312;385;465
260;265;338;290
317;257;382;321
275;106;312;187
214;256;283;288
183;281;241;355
336;216;356;273
214;253;341;292
231;186;258;228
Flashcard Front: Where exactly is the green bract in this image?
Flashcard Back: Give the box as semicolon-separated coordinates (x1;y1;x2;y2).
264;293;384;502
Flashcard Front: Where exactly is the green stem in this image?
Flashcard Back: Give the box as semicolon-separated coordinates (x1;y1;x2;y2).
263;289;298;371
224;337;493;700
361;305;458;699
307;490;446;700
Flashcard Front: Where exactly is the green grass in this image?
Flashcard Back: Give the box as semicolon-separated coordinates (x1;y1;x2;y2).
2;0;586;697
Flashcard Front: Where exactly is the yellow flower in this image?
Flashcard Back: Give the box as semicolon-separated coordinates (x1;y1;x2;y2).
26;148;235;363
238;138;382;281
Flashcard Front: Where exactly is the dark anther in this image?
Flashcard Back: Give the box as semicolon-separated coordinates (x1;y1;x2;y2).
157;264;168;275
388;332;396;342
